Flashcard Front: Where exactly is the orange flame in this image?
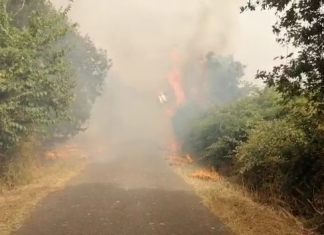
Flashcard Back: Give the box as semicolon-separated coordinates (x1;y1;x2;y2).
44;142;109;160
165;154;193;166
167;51;186;106
190;167;222;181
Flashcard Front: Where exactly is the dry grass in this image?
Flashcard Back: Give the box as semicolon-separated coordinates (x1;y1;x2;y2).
170;162;304;235
0;158;86;235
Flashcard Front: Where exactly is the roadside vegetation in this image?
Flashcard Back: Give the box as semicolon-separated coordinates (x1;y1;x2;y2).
0;0;110;232
0;0;110;189
170;1;324;234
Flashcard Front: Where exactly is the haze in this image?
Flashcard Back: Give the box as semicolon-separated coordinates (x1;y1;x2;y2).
6;1;312;234
51;0;286;156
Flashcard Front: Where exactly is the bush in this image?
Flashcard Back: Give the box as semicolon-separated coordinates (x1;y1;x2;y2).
235;106;324;231
176;88;284;167
236;119;307;174
176;85;324;232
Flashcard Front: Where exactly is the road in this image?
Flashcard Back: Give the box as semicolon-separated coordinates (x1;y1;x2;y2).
14;143;232;235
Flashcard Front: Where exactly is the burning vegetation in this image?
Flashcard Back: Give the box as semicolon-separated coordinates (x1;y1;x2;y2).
190;167;221;181
165;154;193;166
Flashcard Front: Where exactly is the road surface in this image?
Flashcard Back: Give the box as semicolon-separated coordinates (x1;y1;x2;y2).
14;143;232;235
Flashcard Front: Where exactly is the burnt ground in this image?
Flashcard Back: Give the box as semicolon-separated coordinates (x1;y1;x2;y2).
13;143;233;235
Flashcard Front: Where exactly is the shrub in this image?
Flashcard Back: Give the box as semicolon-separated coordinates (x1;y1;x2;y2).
236;119;307;174
178;88;285;167
177;86;324;232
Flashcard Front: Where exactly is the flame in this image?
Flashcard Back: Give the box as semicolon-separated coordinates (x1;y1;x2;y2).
45;151;56;159
166;51;208;108
164;51;209;162
45;144;107;160
190;167;222;181
167;51;186;106
165;154;193;166
45;144;80;159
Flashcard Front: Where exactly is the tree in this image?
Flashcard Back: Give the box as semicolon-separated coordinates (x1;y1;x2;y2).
0;0;111;155
48;32;112;142
241;0;324;114
0;0;75;153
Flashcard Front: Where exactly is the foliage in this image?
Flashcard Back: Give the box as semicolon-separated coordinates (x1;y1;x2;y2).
236;118;307;173
177;85;324;233
241;0;324;115
0;0;110;186
237;3;324;229
0;0;75;153
174;87;284;165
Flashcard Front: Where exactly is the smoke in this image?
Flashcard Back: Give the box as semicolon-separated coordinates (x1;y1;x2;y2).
184;1;239;60
53;0;240;89
49;0;252;159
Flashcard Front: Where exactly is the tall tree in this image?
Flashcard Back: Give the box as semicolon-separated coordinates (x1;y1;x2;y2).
0;0;75;152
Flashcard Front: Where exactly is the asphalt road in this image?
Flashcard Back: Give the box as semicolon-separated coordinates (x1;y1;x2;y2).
14;143;232;235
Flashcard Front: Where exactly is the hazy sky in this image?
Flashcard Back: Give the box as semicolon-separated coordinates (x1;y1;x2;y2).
53;0;286;91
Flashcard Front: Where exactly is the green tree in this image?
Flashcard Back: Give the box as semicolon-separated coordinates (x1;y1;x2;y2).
2;0;111;147
0;0;112;189
0;0;75;154
241;0;324;114
182;88;284;167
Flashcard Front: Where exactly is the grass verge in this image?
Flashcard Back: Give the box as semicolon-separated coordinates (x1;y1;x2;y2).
0;158;86;235
169;160;304;235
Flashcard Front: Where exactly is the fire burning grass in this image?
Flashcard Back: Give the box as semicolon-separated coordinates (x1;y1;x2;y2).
165;153;221;182
165;154;193;166
190;167;222;181
45;144;107;160
45;145;80;159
